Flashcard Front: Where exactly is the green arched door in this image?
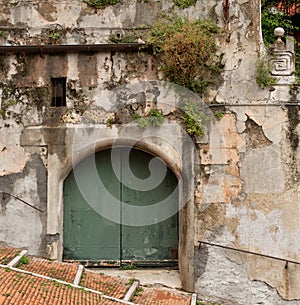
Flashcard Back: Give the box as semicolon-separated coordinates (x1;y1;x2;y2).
63;147;178;266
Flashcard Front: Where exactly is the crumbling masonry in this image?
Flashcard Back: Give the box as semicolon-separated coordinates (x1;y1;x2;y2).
0;1;299;304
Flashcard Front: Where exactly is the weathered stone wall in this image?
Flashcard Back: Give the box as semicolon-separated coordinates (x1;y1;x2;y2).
195;105;300;304
0;0;300;304
191;0;300;303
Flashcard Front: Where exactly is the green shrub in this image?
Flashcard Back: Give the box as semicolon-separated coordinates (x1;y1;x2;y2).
182;101;210;136
261;0;299;80
147;16;223;94
17;255;30;268
261;0;298;46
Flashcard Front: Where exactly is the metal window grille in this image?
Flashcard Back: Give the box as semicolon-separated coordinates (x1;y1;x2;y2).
51;77;66;107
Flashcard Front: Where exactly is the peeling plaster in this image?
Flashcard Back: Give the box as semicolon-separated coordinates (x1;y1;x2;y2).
7;57;18;80
1;0;300;303
37;2;58;22
196;241;300;305
240;144;285;193
244;116;273;149
225;189;300;300
0;145;29;176
0;154;46;255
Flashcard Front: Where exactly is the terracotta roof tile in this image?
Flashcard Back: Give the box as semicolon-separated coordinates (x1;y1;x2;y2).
19;256;78;283
0;268;124;305
0;246;198;305
80;270;130;299
277;2;300;15
0;245;20;265
132;287;191;305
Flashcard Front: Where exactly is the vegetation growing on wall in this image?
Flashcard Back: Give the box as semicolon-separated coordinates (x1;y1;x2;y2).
256;57;277;88
0;82;50;123
49;30;60;43
84;0;196;8
0;83;16;119
83;0;120;9
109;101;212;138
173;0;196;8
147;15;223;95
296;46;300;81
261;0;297;46
134;108;164;129
182;101;210;136
261;0;300;80
109;33;137;43
0;30;6;39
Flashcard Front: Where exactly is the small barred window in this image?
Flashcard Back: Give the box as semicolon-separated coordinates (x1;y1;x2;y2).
51;77;66;107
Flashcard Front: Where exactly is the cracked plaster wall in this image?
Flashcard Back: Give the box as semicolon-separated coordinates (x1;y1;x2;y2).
195;107;300;304
0;0;300;304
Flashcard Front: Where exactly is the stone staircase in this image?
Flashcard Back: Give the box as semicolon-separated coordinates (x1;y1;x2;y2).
0;245;196;305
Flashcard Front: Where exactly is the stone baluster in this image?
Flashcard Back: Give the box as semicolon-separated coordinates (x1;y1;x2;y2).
269;27;295;82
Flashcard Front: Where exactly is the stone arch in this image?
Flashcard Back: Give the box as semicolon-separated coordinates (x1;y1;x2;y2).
63;145;180;264
43;81;203;291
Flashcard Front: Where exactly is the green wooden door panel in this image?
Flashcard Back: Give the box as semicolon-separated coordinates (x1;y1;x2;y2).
63;147;178;264
63;150;120;261
121;148;178;262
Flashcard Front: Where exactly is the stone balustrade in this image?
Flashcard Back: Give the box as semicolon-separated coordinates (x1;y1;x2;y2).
269;27;296;82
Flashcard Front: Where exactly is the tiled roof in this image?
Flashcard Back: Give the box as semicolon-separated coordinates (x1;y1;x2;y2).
277;1;300;15
80;270;129;299
0;246;194;305
0;268;118;305
133;287;191;305
0;246;20;265
19;256;78;283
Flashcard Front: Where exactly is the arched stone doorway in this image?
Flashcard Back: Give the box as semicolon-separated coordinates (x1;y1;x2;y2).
63;146;179;266
39;123;196;291
21;80;201;291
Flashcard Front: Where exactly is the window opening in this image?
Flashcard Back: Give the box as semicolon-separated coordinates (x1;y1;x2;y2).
51;77;66;107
